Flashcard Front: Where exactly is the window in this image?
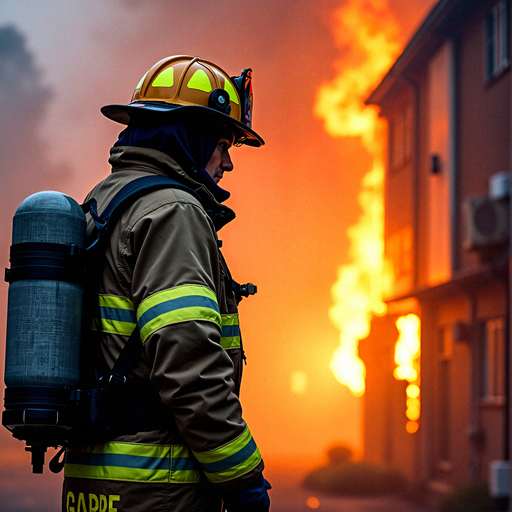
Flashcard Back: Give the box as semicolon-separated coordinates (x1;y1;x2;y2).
482;318;506;401
386;225;413;280
486;0;510;81
389;104;413;170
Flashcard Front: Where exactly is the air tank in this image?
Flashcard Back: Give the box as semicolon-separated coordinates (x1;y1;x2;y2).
4;191;86;386
2;191;86;472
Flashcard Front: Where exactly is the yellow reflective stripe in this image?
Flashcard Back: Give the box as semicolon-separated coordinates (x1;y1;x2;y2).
91;295;136;336
152;66;174;87
192;427;261;483
137;285;221;343
223;79;240;105
98;295;134;310
64;442;203;484
220;313;241;349
187;69;212;93
135;71;148;90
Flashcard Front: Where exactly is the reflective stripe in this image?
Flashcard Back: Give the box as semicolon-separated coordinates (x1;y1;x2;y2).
91;295;136;336
223;79;240;105
64;442;203;484
137;285;221;344
152;66;174;87
187;69;212;92
193;427;261;483
220;313;241;349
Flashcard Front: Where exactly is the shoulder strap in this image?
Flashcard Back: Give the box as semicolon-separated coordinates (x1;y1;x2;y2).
81;175;198;384
82;175;199;250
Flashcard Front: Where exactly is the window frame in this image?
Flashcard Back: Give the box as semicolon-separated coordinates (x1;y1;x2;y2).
485;0;510;82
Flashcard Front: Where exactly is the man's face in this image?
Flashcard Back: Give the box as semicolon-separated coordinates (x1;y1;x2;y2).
205;132;234;184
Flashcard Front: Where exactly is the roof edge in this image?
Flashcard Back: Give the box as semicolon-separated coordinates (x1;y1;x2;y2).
366;0;463;106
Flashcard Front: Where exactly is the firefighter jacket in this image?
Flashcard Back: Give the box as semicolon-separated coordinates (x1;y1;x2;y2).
63;145;264;508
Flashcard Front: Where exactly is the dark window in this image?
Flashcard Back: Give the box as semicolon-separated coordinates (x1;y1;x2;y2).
486;0;510;81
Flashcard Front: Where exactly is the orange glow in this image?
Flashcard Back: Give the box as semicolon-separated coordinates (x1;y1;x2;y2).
307;496;321;509
291;371;308;395
394;314;421;382
315;0;401;396
406;406;420;422
394;314;421;431
0;0;442;487
406;421;419;434
406;384;420;398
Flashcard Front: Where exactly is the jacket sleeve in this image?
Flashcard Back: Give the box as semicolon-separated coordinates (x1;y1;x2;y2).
120;190;263;487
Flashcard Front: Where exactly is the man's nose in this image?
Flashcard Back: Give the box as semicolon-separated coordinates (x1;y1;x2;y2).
221;152;234;172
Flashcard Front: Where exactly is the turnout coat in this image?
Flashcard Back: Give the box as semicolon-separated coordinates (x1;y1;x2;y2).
63;146;263;512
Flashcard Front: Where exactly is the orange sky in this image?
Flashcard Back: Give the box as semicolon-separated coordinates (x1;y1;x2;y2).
0;0;438;509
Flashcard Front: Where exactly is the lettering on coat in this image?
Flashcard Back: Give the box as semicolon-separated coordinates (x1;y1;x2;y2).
66;491;120;512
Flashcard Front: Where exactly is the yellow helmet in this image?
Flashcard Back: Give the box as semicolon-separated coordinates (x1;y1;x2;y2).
101;55;264;147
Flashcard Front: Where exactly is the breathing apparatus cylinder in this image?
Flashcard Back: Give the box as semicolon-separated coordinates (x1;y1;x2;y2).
2;191;86;473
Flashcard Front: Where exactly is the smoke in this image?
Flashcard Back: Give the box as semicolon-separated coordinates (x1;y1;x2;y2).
0;26;50;174
0;25;73;384
0;26;69;224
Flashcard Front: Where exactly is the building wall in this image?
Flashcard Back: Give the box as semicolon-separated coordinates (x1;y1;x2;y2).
476;282;508;478
365;0;511;494
383;85;416;298
421;294;472;487
457;0;511;271
426;42;454;286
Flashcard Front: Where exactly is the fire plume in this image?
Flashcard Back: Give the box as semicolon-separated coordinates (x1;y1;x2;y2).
316;0;401;396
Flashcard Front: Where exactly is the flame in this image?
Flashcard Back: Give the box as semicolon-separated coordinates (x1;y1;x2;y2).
394;314;421;432
316;0;402;395
394;314;420;381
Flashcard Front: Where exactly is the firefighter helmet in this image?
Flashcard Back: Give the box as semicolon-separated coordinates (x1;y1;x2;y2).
101;55;264;147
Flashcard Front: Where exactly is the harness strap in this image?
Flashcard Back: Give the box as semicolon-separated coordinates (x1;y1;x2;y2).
82;175;199;250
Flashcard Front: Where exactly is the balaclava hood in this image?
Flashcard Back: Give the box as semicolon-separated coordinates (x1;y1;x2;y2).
114;112;231;202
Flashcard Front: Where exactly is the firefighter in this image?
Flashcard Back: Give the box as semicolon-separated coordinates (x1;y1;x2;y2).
62;56;270;512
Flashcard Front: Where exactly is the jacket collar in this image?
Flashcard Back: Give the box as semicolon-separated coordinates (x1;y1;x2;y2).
108;146;236;230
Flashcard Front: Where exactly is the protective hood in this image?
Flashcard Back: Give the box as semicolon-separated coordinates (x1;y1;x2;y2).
114;114;230;203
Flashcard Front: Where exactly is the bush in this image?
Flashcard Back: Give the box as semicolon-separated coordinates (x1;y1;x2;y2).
326;445;354;465
437;482;499;512
303;461;408;497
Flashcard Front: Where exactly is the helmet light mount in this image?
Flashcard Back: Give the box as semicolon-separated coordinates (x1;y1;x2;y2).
208;88;231;115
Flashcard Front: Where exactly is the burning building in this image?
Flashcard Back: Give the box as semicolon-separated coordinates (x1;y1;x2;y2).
361;0;511;500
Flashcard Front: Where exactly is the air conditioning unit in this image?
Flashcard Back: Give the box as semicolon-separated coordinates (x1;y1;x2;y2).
489;460;510;498
464;196;509;250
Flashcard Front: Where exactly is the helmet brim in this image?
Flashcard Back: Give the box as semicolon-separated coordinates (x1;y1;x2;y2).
101;102;264;147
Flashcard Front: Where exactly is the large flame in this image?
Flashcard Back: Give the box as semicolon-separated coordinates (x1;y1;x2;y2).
316;0;402;396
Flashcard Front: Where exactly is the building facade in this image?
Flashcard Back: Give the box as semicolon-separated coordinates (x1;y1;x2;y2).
363;0;511;496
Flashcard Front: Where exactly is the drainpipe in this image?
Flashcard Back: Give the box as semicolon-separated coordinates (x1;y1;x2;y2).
505;38;512;512
467;294;482;481
449;38;459;276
